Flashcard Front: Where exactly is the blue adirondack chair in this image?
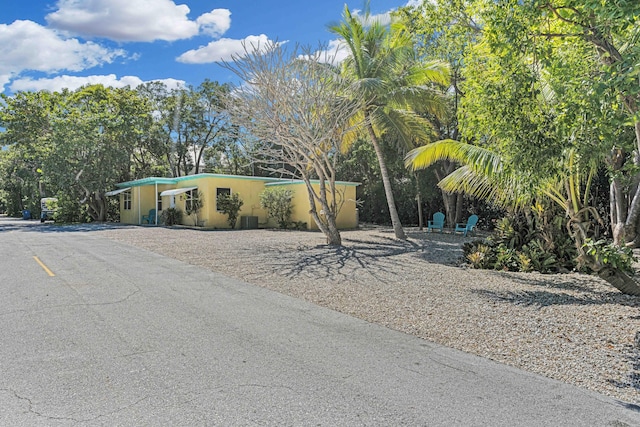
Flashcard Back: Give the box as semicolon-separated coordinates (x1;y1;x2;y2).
455;214;478;237
427;212;445;232
142;208;156;224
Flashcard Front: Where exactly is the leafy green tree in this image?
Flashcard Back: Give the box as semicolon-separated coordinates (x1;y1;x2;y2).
396;1;481;227
137;80;231;177
330;2;449;239
203;124;255;176
216;192;243;228
0;90;57;215
0;85;156;222
190;80;232;175
260;187;294;229
458;0;640;246
44;85;150;221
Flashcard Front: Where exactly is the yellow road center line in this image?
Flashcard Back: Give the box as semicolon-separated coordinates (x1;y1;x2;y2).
33;256;55;277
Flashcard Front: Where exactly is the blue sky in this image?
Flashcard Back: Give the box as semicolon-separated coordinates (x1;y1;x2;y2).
1;0;417;95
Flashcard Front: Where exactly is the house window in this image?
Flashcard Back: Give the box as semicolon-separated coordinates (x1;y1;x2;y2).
157;193;162;211
185;189;199;211
216;187;231;211
123;191;132;210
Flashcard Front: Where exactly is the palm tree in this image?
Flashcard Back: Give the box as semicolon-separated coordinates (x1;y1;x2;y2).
405;139;640;296
330;2;448;239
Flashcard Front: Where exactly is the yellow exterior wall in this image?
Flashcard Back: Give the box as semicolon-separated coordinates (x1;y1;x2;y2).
273;182;358;230
118;189;137;224
115;175;358;230
161;176;270;229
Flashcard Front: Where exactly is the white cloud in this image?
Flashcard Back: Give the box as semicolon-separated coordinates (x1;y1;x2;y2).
176;34;279;64
313;39;350;65
0;20;126;78
316;2;421;66
196;9;232;38
0;75;11;92
46;0;231;42
352;8;392;26
9;74;184;93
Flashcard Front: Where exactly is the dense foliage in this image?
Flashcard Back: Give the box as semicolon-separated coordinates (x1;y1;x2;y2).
0;81;233;222
216;192;243;229
259;187;294;229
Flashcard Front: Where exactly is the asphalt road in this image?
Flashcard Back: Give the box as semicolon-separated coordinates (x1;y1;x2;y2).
1;217;639;426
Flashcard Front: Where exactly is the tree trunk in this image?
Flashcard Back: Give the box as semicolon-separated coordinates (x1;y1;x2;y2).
597;268;640;296
611;179;627;246
442;192;457;228
414;174;423;230
303;178;342;246
365;119;406;240
417;192;423;230
455;193;464;224
571;209;640;296
436;160;462;228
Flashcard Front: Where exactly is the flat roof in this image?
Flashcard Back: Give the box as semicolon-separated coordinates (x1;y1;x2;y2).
116;173;359;188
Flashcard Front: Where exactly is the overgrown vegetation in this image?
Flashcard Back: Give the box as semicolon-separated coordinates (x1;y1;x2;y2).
216;192;243;229
160;208;182;226
463;213;577;273
259;187;293;229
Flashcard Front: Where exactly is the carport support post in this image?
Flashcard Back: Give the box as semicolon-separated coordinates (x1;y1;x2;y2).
138;186;141;225
155;182;158;225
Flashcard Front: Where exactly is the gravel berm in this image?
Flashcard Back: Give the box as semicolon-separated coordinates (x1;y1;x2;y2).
94;224;640;404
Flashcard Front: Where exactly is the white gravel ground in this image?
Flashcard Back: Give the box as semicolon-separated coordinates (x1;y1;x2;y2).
94;224;640;404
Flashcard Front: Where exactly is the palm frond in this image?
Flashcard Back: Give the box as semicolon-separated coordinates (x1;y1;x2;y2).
439;165;534;209
408;61;450;87
380;108;436;149
387;86;447;118
405;139;503;176
340;110;366;153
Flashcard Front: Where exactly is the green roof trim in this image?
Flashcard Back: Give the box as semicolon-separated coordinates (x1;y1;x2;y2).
172;173;286;183
116;173;360;188
265;180;360;187
116;177;178;187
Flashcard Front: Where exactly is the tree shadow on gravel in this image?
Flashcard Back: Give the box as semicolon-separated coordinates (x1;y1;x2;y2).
268;234;458;281
473;270;640;308
608;343;640;398
470;288;634;308
492;272;603;293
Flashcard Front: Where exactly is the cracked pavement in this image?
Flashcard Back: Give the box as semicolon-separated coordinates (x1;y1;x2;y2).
1;217;640;426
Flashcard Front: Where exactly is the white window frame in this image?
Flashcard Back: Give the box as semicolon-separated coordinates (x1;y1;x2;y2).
123;190;132;210
216;187;231;211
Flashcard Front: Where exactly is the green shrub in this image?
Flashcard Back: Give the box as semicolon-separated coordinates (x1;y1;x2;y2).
291;220;307;230
217;192;244;228
583;238;636;274
53;193;91;223
161;207;182;226
464;241;495;269
260;187;293;229
462;212;578;273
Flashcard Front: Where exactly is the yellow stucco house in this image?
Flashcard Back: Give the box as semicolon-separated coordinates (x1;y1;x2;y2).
106;173;360;230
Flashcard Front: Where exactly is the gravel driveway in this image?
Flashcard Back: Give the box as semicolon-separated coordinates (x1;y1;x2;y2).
94;224;640;404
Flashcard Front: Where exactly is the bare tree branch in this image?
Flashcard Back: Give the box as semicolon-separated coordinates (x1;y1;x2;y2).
221;42;367;244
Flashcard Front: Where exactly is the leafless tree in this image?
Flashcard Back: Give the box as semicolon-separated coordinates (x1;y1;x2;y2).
221;42;366;245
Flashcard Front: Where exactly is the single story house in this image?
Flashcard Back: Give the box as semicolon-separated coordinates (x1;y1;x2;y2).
106;173;360;230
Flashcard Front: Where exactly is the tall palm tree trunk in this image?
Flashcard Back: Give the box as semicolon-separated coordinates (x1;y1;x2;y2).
366;120;406;240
